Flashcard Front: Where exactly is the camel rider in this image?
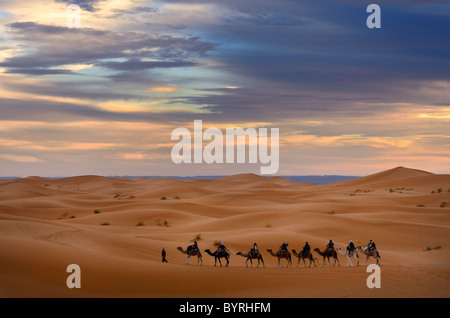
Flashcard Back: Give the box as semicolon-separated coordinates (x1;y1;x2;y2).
366;240;375;252
280;241;289;252
346;240;356;254
190;240;199;252
250;242;259;257
219;241;226;254
302;242;311;255
326;240;335;251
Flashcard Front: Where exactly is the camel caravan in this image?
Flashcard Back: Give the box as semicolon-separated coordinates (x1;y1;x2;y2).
175;239;381;267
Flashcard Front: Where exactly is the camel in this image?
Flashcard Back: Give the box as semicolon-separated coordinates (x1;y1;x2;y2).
236;251;265;268
336;247;360;266
292;249;316;268
357;246;381;265
177;247;202;265
314;248;340;267
266;249;292;267
204;248;230;267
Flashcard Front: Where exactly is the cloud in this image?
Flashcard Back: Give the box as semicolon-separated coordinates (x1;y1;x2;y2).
109;6;159;18
4;68;74;75
54;0;104;12
146;85;179;93
0;154;41;162
0;97;204;123
1;80;149;102
0;0;449;176
97;59;196;71
1;21;216;73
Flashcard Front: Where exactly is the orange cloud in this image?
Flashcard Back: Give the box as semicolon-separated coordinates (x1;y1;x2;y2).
146;85;179;93
0;154;41;162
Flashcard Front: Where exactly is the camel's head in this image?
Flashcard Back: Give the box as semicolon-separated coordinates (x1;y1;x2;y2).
313;248;320;252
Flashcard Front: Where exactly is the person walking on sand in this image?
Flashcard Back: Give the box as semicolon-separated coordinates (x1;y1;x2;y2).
162;247;168;263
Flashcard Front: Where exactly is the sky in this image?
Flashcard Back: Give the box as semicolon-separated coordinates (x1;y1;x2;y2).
0;0;449;177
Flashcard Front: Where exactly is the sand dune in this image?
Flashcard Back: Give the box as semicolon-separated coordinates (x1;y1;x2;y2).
0;166;449;297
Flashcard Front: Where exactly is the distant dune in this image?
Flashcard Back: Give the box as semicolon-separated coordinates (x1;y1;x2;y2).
0;166;449;297
1;175;360;184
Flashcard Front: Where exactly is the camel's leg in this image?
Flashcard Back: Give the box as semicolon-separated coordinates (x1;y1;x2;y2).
354;254;360;266
260;256;265;268
346;254;353;266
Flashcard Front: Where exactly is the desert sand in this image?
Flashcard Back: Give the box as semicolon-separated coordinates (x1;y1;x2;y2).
0;166;449;298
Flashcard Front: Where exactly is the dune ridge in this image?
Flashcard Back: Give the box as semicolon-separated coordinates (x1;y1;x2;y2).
0;166;449;297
